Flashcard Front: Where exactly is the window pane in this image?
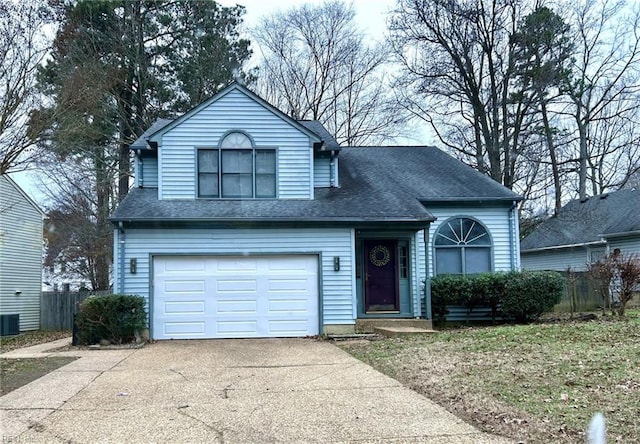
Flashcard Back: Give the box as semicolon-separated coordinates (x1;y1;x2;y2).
256;174;276;198
198;150;218;173
222;150;252;173
465;248;491;274
198;173;218;197
465;220;490;245
222;174;252;198
220;132;252;148
436;249;462;274
435;222;459;245
256;150;275;174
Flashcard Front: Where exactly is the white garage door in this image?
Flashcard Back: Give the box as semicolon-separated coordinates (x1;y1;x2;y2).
152;255;319;339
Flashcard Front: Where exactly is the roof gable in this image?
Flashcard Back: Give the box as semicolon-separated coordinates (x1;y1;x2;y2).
139;83;322;149
521;189;640;251
0;175;45;216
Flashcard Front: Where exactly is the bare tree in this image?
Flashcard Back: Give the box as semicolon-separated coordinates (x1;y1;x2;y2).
39;151;116;291
0;2;54;173
254;1;402;145
389;0;541;190
563;0;640;199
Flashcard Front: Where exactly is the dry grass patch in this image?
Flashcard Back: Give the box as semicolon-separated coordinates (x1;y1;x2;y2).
338;312;640;443
0;330;71;354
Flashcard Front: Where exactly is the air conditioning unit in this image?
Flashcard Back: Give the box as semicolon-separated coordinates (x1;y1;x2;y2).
0;314;20;336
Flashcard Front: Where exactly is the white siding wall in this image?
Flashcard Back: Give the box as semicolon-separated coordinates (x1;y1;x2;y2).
521;248;590;272
426;206;518;276
160;89;313;199
0;177;43;331
116;227;356;328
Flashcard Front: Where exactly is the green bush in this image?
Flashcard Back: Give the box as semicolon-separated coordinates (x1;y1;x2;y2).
502;271;565;322
431;271;563;323
75;294;147;345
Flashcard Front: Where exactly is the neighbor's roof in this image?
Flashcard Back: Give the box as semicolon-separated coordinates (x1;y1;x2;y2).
521;188;640;251
111;146;520;225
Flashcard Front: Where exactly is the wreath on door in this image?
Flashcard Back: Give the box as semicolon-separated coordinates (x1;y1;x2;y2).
369;245;390;267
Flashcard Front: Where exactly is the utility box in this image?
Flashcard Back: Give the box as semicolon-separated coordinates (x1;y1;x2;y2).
0;314;20;336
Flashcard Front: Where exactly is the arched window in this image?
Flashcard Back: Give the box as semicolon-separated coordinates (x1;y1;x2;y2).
434;217;491;275
220;131;252;148
197;131;276;199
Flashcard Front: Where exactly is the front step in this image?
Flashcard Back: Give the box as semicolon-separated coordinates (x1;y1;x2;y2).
355;318;433;333
373;326;437;338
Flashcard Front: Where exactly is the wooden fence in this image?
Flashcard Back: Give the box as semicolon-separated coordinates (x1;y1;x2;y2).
40;290;110;331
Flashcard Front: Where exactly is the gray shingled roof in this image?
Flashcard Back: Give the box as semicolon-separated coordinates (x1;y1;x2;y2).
521;188;640;251
111;146;520;225
299;120;341;151
130;119;173;150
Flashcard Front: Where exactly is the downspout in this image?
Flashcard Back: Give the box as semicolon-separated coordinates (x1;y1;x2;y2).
424;226;432;320
137;149;143;188
329;151;335;187
508;200;517;270
118;222;125;294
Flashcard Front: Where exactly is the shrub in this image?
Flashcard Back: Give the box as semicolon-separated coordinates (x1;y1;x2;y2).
502;271;564;322
75;294;147;345
430;271;563;323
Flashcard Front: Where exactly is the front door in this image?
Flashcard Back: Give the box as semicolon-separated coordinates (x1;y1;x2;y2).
364;240;399;312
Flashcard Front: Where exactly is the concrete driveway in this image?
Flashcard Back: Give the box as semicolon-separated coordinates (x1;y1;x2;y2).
1;339;512;443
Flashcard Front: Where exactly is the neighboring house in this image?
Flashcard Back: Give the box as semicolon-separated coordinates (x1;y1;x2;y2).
110;83;521;340
0;175;45;333
521;189;640;272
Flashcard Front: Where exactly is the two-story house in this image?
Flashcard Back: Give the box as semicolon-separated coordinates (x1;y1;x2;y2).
111;83;521;339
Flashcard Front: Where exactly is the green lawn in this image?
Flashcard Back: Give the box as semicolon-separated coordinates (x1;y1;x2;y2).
338;312;640;443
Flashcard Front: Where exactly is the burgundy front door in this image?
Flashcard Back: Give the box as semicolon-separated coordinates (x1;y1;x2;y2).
364;240;399;312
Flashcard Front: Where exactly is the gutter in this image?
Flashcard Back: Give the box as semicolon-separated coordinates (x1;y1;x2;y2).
602;230;640;239
521;239;607;254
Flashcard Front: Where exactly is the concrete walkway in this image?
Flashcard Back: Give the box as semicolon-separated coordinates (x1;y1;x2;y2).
1;338;512;443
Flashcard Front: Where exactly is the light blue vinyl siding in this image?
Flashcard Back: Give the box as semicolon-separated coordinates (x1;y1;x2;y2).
141;156;158;188
521;248;590;272
115;227;356;329
608;237;640;256
521;236;640;272
0;176;44;331
159;89;313;200
314;157;331;187
427;206;518;276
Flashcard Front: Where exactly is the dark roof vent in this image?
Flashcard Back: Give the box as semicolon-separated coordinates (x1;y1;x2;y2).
599;193;609;199
580;197;589;203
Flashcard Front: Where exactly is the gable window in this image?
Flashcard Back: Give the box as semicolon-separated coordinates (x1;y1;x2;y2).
434;217;491;275
197;132;276;198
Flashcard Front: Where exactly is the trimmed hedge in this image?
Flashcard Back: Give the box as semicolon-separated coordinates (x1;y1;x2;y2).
431;271;564;323
75;294;147;345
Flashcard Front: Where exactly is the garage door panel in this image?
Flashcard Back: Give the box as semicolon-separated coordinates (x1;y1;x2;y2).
216;279;257;293
267;299;309;313
164;301;206;314
162;258;206;273
164;280;205;293
216;320;259;336
216;299;257;313
153;255;318;340
164;321;206;336
216;258;258;272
